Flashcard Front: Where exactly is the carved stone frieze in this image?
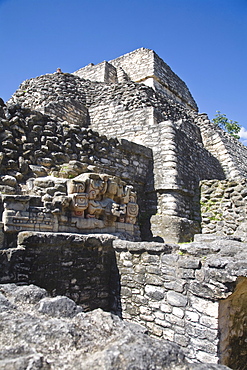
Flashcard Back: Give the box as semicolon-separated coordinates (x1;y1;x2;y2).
2;173;140;239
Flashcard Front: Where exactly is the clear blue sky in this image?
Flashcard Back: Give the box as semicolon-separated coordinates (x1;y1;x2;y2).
1;0;247;142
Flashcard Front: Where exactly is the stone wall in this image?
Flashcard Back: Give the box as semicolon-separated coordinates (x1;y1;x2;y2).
195;113;247;179
147;120;225;242
109;48;154;85
75;48;198;110
0;231;246;366
74;61;118;83
200;178;247;237
88;109;226;241
0;103;152;192
6;49;247;242
0;101;153;241
0;232;119;312
113;234;247;365
152;51;197;110
83;82;226;241
9;73;88;124
219;277;247;369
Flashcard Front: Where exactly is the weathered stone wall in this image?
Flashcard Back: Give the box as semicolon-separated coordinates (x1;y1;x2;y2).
0;232;119;312
219;277;247;369
9;70;247;186
109;48;198;110
109;48;154;84
147;120;225;242
74;61;118;83
83;84;226;241
200;178;247;237
6;50;247;242
195;113;247;179
0;103;152;191
0;284;229;370
8;73;88;125
0;232;246;366
74;48;197;110
113;234;247;365
152;51;198;110
0;102;153;240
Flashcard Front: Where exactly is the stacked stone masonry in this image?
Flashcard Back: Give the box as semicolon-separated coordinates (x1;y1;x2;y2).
1;48;247;368
0;232;246;368
74;48;198;110
3;48;247;242
200;178;247;238
195;114;247;179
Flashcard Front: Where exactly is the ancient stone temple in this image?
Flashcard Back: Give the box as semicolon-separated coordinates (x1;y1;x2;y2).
1;48;247;368
3;47;247;244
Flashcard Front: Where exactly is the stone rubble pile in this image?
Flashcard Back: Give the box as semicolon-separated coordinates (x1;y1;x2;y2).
0;283;230;370
0;102;150;194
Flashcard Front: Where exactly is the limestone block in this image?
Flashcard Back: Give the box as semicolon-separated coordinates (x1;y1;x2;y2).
185;310;199;323
144;285;164;301
189;296;218;318
151;214;199;243
173;307;185;319
0;175;17;188
167;291;188;307
37;296;83;317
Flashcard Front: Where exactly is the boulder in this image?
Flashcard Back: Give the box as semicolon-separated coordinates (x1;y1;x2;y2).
0;284;230;369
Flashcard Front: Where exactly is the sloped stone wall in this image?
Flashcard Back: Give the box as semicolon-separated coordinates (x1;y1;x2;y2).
195;113;247;179
0;104;152;191
152;51;197;110
109;48;198;110
8;73;88;124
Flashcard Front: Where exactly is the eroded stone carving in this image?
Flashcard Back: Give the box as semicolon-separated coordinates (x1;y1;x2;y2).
2;173;139;238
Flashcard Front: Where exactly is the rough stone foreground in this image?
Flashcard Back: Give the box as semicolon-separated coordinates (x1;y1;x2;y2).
0;283;229;370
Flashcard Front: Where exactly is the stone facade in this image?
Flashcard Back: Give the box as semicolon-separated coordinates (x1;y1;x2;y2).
195;114;247;179
0;233;117;312
0;102;152;244
115;233;247;367
2;173;140;241
1;48;247;368
6;50;247;242
74;48;198;110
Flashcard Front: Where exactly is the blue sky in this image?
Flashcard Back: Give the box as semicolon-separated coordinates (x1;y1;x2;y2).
1;0;247;143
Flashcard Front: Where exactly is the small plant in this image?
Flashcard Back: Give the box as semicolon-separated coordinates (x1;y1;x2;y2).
212;111;241;139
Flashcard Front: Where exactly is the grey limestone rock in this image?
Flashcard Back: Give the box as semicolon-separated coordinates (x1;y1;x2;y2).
0;284;230;370
167;291;188;307
0;283;48;304
37;296;83;317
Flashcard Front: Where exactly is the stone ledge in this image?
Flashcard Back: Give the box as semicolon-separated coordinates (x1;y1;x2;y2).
113;239;178;254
